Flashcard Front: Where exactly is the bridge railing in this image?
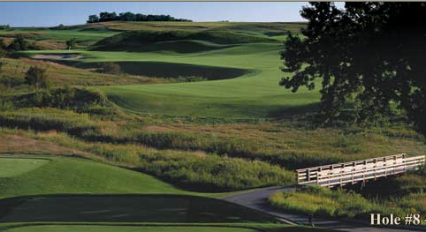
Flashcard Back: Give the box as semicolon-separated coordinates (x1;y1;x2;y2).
296;154;425;187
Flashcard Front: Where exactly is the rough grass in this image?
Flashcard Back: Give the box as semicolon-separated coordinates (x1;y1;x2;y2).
0;58;164;87
90;21;305;35
0;29;117;44
269;184;426;223
0;125;294;192
1;107;424;171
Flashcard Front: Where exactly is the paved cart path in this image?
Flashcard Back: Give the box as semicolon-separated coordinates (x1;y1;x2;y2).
224;186;425;232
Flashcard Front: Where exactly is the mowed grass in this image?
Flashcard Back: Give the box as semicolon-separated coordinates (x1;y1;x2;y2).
94;43;320;118
1;225;258;232
0;224;322;232
0;194;275;223
24;43;319;118
0;158;49;178
0;156;187;199
0;224;324;232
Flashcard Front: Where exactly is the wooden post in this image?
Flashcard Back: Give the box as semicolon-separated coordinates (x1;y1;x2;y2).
296;171;299;185
307;169;310;182
317;167;321;185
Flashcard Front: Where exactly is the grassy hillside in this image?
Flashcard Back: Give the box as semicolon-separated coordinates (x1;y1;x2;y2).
0;28;118;48
0;58;163;87
0;156;187;199
0;22;304;50
91;30;278;52
23;42;319;119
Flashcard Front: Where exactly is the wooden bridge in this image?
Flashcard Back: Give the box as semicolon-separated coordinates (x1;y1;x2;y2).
296;154;425;187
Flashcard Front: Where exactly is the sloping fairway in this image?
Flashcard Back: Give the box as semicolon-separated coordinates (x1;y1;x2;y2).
0;158;49;178
0;156;187;199
24;42;320;118
93;43;320;118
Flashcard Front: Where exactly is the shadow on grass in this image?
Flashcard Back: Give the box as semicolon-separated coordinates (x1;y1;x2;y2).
58;61;250;81
0;194;277;224
267;103;321;119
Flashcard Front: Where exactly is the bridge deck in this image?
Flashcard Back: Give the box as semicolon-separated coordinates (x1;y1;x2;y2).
296;154;425;187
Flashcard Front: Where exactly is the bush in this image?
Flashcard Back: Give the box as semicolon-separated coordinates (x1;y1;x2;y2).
7;35;39;51
97;63;121;74
25;66;51;90
12;87;114;115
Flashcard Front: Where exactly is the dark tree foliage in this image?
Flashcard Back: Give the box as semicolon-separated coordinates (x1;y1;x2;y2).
0;47;5;58
66;38;77;50
281;2;426;135
97;62;121;74
87;11;191;23
0;24;10;30
7;35;29;51
6;35;39;52
25;66;50;90
87;15;100;23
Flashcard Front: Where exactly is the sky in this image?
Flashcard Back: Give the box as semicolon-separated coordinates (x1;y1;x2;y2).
0;2;316;27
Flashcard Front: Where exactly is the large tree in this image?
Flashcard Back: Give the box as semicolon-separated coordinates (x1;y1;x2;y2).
281;2;426;135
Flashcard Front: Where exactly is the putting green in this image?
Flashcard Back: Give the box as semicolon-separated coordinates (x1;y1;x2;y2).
0;158;49;178
2;225;258;232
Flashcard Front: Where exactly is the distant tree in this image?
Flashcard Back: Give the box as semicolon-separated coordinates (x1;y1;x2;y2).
87;15;100;23
25;66;50;90
119;12;136;21
99;12;118;22
87;11;191;23
0;24;10;30
55;24;67;30
280;2;426;135
66;38;77;50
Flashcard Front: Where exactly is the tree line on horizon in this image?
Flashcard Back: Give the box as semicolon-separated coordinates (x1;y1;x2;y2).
87;12;192;23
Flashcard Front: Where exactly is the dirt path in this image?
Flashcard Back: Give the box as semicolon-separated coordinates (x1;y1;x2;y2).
224;186;425;232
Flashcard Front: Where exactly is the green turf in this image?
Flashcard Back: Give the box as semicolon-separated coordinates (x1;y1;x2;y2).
0;195;275;223
0;158;49;177
23;43;320;119
1;225;258;232
0;223;321;232
0;156;188;199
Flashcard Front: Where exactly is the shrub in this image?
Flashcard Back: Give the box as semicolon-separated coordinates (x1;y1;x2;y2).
97;63;121;74
25;66;51;90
